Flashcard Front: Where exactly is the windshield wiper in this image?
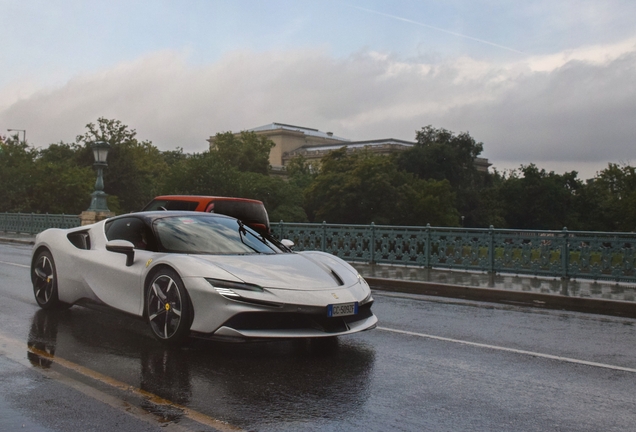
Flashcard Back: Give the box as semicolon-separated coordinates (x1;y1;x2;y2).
237;221;263;254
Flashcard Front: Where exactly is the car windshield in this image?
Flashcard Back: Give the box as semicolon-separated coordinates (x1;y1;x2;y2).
154;215;283;255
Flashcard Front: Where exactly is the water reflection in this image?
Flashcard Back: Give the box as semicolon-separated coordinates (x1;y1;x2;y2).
27;309;61;368
184;337;376;426
26;308;376;427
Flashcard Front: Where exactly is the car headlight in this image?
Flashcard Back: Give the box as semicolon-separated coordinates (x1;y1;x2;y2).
205;278;263;298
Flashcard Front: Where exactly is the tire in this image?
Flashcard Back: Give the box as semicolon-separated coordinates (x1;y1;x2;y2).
31;250;70;310
146;269;192;345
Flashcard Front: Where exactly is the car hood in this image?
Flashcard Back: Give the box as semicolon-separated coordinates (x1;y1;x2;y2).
188;253;357;291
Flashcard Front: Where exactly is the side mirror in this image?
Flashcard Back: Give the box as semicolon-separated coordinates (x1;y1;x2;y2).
106;240;135;266
281;239;295;249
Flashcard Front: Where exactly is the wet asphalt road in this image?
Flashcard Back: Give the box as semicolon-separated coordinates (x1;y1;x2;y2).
1;242;636;431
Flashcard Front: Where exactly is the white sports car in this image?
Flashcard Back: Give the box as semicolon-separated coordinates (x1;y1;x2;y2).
30;212;377;344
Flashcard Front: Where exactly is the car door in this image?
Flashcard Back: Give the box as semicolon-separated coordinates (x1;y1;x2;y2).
81;217;155;316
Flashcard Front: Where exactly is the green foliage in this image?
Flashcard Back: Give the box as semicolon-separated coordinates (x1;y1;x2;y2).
305;149;458;225
211;131;275;174
103;140;168;211
161;148;187;167
497;164;583;230
269;204;308;223
0;136;37;212
31;147;93;214
579;163;636;231
285;155;316;191
77;118;169;212
160;151;241;196
233;172;308;222
4;119;636;232
161;151;308;222
397;125;494;226
76;117;138;147
398;125;483;188
466;171;507;228
0;138;93;213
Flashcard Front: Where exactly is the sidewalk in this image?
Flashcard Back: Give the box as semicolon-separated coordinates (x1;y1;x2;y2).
353;263;636;318
0;232;36;245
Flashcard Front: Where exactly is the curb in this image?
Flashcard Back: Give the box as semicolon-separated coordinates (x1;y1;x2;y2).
366;277;636;319
0;237;35;245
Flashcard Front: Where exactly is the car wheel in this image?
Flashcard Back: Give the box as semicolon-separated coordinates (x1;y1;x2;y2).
31;250;70;310
146;269;192;345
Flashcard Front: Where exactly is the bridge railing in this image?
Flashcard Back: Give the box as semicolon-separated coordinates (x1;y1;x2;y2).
0;212;81;234
276;222;636;283
2;213;634;283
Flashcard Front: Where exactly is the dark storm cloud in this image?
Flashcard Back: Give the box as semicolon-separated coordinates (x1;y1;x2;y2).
449;51;636;163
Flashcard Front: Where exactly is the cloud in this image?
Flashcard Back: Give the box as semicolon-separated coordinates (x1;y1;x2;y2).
1;40;635;180
450;51;636;164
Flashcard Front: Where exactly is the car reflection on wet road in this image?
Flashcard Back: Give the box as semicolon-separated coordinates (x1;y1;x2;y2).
25;308;375;428
3;241;636;431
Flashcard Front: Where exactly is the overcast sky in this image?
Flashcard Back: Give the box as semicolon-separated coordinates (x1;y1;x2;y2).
1;0;635;179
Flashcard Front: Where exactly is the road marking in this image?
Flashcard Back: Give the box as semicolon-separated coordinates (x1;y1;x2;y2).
0;332;242;431
378;326;636;374
0;260;29;268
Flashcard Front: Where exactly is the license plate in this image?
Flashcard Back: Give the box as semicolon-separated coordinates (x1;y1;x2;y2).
328;302;359;317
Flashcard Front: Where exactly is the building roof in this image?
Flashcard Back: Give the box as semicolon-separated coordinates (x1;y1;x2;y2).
295;138;415;153
249;122;350;142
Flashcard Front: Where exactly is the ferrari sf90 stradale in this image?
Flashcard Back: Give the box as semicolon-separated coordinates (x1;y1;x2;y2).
31;212;377;344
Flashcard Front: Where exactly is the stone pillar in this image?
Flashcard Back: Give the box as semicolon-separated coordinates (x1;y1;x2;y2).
80;210;114;226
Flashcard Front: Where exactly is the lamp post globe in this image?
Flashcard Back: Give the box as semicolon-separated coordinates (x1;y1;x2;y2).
92;140;110;164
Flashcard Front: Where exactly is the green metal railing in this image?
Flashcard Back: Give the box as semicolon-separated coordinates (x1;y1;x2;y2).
276;222;636;283
2;213;634;283
0;212;81;234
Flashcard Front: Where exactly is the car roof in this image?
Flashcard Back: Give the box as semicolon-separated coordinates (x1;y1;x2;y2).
112;211;235;225
151;195;264;204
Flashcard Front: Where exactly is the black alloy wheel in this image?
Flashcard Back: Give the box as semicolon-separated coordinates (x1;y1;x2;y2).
146;269;192;345
31;250;69;310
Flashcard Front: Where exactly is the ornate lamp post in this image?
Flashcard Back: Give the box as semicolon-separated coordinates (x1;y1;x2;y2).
87;141;111;212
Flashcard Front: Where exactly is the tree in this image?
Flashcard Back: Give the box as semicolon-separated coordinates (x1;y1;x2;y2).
578;163;636;231
497;164;583;230
397;125;495;227
397;125;484;188
33;143;94;214
305;148;458;225
0;137;94;214
210;131;274;174
0;136;37;212
285;154;316;191
76;117;138;147
161;147;187;167
160;151;241;197
76;118;169;212
161;151;308;222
